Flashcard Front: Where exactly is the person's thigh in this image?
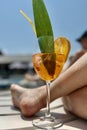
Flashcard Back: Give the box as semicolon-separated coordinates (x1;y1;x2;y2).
62;86;87;119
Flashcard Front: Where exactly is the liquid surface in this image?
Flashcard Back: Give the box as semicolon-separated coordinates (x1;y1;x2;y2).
32;53;65;81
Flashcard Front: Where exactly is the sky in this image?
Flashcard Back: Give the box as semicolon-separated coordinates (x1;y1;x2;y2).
0;0;87;56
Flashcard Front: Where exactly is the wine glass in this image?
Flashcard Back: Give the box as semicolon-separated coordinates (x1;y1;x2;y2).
32;52;65;129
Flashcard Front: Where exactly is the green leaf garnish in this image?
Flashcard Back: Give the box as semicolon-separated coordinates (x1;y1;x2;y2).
32;0;54;53
20;0;56;75
32;0;53;37
38;36;54;53
20;0;54;53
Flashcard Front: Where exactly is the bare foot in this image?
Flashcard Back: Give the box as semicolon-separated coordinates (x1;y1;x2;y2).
10;84;46;116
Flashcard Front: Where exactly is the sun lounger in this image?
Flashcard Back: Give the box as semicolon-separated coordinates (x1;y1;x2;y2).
0;90;87;130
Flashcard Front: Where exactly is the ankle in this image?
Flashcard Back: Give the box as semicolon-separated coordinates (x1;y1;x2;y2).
38;86;47;108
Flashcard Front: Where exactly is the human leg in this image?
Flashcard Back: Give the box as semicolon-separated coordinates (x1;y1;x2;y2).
62;86;87;119
10;84;46;116
50;53;87;101
10;53;87;118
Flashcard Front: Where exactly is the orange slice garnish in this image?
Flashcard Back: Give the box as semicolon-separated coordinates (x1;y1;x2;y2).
54;37;71;61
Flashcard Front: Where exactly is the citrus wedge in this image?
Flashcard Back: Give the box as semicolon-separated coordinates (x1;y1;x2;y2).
54;37;71;61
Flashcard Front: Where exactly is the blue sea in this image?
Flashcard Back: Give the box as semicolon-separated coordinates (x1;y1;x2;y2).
0;75;24;89
0;74;42;89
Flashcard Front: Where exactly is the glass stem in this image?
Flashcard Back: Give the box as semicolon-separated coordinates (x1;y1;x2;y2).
45;81;51;118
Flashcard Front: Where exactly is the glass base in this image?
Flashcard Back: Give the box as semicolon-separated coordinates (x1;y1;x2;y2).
32;116;63;129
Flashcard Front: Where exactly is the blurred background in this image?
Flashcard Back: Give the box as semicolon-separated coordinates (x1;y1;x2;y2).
0;0;87;89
